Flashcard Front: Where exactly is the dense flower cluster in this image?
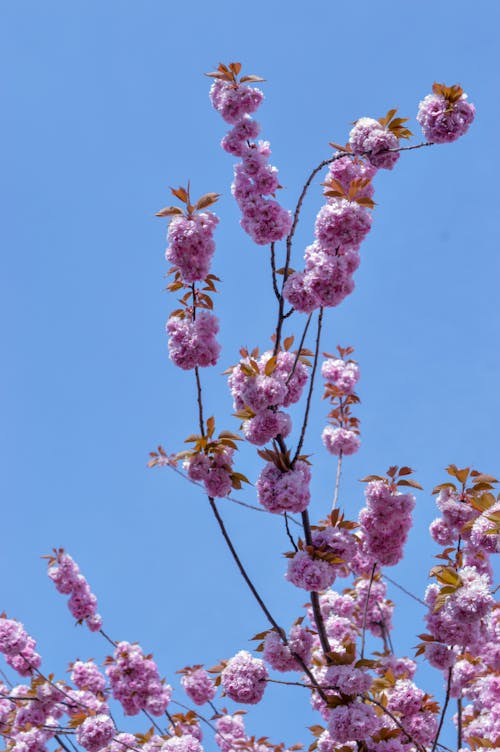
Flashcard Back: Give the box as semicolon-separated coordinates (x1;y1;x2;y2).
256;460;311;513
76;714;115;752
220;650;268;704
210;72;292;246
349;117;400;170
180;666;217;705
46;549;103;632
106;640;172;716
321;350;361;456
262;624;313;672
0;617;42;676
167;311;221;371
283;158;374;314
417;83;475;143
184;445;235;498
358;481;415;566
71;659;107;694
166;212;219;283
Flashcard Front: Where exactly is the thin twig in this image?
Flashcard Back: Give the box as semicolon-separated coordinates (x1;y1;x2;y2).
332;452;343;510
382;574;427;607
432;666;453;752
270;242;281;301
208;497;329;702
285;313;312;386
194;367;205;437
301;508;332;659
99;628;118;647
360;563;377;660
284;512;298;552
293;307;323;464
457;697;463;750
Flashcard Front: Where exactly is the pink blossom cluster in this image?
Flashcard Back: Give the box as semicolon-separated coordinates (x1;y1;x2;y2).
256;460;311;514
425;566;493;653
285;549;337;592
167;311;221;371
322;426;360;456
349;117;400;170
210;78;292;245
327;701;380;743
215;713;247;752
229;348;308;446
230;350;308;412
166;212;219;283
106;640;172;716
417;85;475;143
321;357;360;394
0;618;41;678
70;659;107;694
351;575;394;638
180;666;217;705
47;550;103;632
220;650;268;704
429;487;499;579
76;714;115;752
358;481;415;566
262;623;313;672
184;446;235;498
284;159;374;313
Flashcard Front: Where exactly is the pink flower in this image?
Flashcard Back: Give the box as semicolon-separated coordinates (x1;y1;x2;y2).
221;650;268;704
349;117;400;170
76;714;115;752
181;667;217;706
209;80;264;124
321;358;360;394
256;460;311;514
417;86;475;143
286;550;337;592
322;426;360;456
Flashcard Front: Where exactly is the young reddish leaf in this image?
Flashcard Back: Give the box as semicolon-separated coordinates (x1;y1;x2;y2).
397;478;423;490
196;192;220;211
156;206;184;217
171;186;189;203
240;74;266;83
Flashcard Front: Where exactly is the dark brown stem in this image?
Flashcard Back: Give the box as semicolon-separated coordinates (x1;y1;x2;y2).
360;563;377;660
285;313;312;386
364;696;428;752
55;734;77;752
209;498;285;633
293;307;323;464
457;697;463;750
270;242;281;301
431;666;453;752
99;628;118;647
194;367;205;437
301;507;332;658
208;496;329;702
284;512;298;552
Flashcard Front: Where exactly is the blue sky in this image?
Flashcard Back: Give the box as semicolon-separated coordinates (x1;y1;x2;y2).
1;1;499;750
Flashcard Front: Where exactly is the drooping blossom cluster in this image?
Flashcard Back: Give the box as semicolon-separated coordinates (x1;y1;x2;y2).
167;309;221;371
229;345;308;447
76;714;115;752
159;186;222;372
46;548;103;632
220;650;268;705
256;460;311;514
283;159;374;314
179;666;217;706
208;62;292;245
70;659;107;694
321;346;361;457
0;616;42;676
417;82;475;143
262;623;313;672
358;475;417;567
106;640;172;716
181;418;242;498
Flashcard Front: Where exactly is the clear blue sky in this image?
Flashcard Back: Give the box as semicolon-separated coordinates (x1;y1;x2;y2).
1;2;499;750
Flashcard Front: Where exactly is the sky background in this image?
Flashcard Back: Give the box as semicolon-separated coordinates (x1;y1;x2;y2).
1;1;499;750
